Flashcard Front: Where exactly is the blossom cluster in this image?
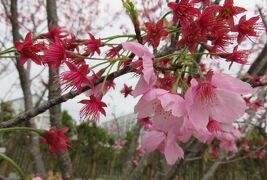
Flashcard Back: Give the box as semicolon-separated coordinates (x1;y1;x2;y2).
14;0;259;162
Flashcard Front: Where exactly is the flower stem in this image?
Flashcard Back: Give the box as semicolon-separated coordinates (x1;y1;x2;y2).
0;49;16;55
0;127;43;134
0;152;27;180
0;55;19;58
101;34;136;40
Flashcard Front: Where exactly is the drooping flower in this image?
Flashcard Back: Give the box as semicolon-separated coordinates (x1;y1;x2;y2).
40;127;70;154
79;95;107;121
225;46;250;65
120;83;133;97
168;0;200;26
42;38;70;70
59;61;92;91
233;15;260;44
185;71;255;132
83;33;101;56
143;19;169;47
207;23;233;51
15;32;45;65
122;42;156;96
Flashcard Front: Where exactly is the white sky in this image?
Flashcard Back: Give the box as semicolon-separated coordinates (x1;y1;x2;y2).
0;0;265;123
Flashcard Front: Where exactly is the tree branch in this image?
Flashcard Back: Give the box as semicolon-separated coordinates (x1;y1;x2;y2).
0;66;133;128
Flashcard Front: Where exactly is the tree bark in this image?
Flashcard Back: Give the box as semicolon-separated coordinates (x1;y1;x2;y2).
46;0;73;179
247;43;267;77
10;0;46;177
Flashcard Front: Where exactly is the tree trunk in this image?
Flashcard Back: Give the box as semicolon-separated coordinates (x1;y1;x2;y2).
10;0;46;177
46;0;73;179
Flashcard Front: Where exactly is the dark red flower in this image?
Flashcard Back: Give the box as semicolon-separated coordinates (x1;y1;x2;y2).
120;84;133;97
15;32;45;65
218;0;246;28
41;22;68;41
83;33;101;56
143;19;168;47
206;23;233;51
79;95;107;121
225;46;250;65
176;22;206;53
233;15;260;44
168;0;199;26
105;45;122;58
198;6;221;32
59;61;92;91
40;127;70;154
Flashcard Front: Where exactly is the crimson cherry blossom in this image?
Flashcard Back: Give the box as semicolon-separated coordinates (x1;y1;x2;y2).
40;127;70;154
15;32;45;65
143;19;169;47
79;95;107;121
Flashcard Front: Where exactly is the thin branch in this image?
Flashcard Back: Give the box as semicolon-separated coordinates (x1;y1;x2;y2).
0;66;133;128
258;6;267;35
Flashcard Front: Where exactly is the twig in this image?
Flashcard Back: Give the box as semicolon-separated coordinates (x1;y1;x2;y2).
0;66;133;128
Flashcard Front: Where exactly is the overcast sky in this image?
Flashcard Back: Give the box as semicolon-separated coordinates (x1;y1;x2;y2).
0;0;265;123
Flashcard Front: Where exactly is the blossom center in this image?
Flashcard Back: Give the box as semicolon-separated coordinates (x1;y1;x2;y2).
196;82;216;104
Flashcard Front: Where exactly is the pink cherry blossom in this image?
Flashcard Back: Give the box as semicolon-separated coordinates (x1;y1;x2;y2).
135;88;186;165
185;71;255;132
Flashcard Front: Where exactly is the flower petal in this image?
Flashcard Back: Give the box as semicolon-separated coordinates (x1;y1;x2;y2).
142;131;165;152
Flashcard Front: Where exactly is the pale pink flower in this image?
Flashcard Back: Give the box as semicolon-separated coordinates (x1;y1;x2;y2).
136;88;186;165
142;126;184;165
185;71;255;132
134;88;186;119
122;42;157;96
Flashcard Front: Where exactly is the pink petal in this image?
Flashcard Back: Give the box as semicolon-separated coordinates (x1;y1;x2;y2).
122;42;153;58
142;54;156;85
159;93;186;117
134;98;158;118
164;135;184;165
212;72;255;94
187;101;209;131
132;76;153;97
210;89;246;124
142;131;165;152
